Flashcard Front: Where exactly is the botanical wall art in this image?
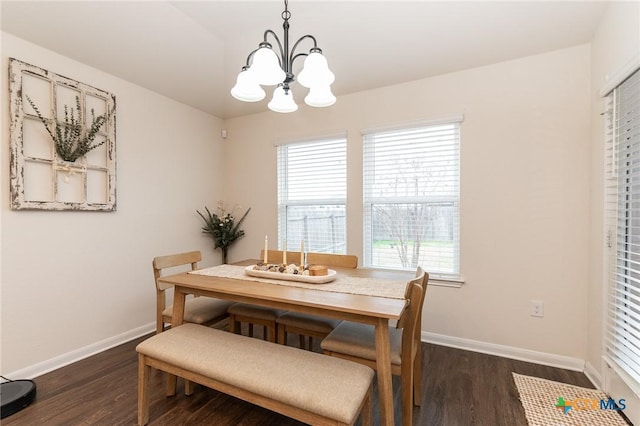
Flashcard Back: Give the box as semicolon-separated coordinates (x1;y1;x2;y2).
9;58;116;211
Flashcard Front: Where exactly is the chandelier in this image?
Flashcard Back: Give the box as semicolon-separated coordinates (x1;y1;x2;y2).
230;0;335;113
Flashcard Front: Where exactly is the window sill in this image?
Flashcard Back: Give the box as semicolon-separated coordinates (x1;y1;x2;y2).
362;266;464;288
428;278;464;288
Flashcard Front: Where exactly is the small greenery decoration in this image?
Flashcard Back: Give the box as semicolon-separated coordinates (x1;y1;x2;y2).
197;202;251;264
26;95;113;162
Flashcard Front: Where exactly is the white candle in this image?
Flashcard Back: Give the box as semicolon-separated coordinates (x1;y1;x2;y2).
264;235;268;264
300;240;304;268
283;240;287;264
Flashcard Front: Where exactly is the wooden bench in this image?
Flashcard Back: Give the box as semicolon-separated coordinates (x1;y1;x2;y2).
136;323;374;425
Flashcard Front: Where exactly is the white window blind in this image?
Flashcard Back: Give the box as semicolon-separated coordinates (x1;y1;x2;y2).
363;120;461;278
605;68;640;397
277;136;347;253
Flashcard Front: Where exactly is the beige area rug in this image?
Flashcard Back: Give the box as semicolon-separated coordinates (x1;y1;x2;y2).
513;373;630;426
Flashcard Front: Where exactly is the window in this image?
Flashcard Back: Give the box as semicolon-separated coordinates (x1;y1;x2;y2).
363;119;461;278
277;136;347;253
604;68;640;398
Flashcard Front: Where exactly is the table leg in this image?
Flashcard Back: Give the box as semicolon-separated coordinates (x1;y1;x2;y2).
167;288;186;396
375;318;395;425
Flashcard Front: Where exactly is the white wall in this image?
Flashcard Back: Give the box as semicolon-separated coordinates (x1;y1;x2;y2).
587;0;640;414
0;29;609;377
0;33;225;375
224;45;592;361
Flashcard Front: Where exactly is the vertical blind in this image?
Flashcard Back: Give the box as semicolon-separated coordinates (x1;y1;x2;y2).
277;136;347;254
605;68;640;396
363;119;461;277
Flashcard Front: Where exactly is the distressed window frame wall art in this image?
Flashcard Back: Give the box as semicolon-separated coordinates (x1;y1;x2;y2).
9;58;116;211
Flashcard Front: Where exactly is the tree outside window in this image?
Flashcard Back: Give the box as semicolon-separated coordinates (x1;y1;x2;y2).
364;121;461;278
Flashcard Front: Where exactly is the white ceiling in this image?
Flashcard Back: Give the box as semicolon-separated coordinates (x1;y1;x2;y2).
1;1;609;119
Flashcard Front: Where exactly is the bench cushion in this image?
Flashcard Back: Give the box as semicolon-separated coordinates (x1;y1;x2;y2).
321;322;403;366
136;324;373;424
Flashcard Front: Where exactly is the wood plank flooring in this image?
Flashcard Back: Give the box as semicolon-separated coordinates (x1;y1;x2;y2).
2;322;597;425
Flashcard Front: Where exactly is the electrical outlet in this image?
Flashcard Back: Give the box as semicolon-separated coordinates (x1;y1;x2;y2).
530;300;544;317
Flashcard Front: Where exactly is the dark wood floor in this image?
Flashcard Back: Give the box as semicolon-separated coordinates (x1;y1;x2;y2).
3;321;596;426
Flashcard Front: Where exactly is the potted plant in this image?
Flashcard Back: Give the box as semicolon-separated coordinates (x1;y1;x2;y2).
26;95;113;163
197;202;251;264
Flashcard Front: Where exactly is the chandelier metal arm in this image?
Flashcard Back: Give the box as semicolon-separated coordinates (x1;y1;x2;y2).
289;52;310;74
252;3;322;78
290;34;318;57
289;35;319;70
263;29;285;64
242;47;260;69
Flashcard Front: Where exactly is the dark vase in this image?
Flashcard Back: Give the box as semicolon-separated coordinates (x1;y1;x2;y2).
221;247;228;264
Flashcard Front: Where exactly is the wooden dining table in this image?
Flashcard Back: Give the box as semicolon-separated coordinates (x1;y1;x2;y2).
160;259;412;426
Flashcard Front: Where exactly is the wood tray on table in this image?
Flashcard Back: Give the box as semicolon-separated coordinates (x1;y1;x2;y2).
244;265;337;284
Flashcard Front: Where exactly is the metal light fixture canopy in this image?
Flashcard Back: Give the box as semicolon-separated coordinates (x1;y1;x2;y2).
230;0;336;113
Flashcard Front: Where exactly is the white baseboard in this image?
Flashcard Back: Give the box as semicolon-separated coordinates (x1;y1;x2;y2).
584;361;603;390
5;322;155;380
6;325;595;384
423;331;586;372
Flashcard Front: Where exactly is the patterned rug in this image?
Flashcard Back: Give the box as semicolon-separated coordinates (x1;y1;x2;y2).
513;373;629;426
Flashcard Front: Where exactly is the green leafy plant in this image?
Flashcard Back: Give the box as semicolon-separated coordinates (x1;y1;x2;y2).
25;95;113;162
197;202;251;263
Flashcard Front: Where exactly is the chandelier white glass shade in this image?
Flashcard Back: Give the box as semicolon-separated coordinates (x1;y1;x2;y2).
268;86;298;113
230;70;266;102
304;85;336;108
230;0;335;113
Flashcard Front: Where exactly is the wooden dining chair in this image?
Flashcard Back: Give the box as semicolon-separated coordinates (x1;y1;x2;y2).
260;249;301;265
276;253;358;350
227;249;301;342
153;251;233;334
321;267;428;426
306;252;358;269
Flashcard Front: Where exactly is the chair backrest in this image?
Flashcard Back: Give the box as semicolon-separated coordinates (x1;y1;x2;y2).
152;250;202;334
415;269;429;341
396;267;426;330
306;252;358;269
260;249;302;265
153;251;202;291
396;267;428;363
259;250;357;269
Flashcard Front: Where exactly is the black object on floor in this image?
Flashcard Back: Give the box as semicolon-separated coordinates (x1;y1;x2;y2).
1;379;36;419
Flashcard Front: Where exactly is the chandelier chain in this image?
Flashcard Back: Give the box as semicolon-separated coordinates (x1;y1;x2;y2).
282;0;291;21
